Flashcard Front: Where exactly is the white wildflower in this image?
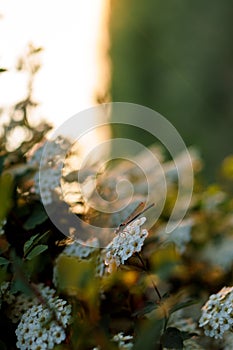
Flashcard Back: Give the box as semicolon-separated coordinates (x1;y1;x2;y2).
199;286;233;339
92;332;134;350
0;218;6;235
112;332;134;349
34;166;62;205
0;281;16;305
28;137;70;168
63;237;99;258
7;283;56;323
104;217;148;273
28;136;71;205
15;290;71;350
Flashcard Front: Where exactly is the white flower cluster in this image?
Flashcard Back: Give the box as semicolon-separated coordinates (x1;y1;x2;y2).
199;286;233;339
7;284;56;323
0;218;6;235
29;136;71;205
29;136;70;168
34;167;61;205
93;332;134;350
112;332;134;349
63;237;99;258
104;217;148;273
15;287;71;350
0;281;15;306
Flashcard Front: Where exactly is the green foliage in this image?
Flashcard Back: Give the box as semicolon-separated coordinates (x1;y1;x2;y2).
25;244;48;260
0;40;233;350
23;204;48;230
0;257;9;266
109;0;233;180
133;317;164;350
0;173;13;221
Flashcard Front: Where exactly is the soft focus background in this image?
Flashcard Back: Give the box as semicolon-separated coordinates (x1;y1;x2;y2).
1;3;233;350
1;0;233;179
0;0;110;126
109;0;233;180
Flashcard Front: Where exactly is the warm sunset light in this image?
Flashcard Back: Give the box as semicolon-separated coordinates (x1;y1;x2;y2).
0;0;110;128
1;3;232;349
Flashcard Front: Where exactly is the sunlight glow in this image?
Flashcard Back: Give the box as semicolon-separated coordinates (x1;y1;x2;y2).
0;0;110;129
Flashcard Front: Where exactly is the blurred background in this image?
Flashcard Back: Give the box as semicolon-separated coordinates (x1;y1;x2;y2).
109;0;233;180
1;0;233;181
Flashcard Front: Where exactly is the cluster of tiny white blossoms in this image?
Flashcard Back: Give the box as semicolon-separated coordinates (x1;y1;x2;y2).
199;286;233;339
93;332;134;350
0;218;6;235
28;136;71;205
29;136;70;168
104;217;148;273
63;237;100;258
0;281;15;306
15;286;71;350
7;284;56;323
34;167;62;205
112;332;134;349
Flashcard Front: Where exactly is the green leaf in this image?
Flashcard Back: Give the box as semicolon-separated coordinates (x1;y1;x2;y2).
160;327;183;349
23;233;40;256
10;250;32;295
0;173;13;221
23;231;49;257
133;318;164;350
0;257;9;266
56;255;97;292
0;68;7;73
55;255;99;309
23;205;48;230
0;156;6;176
169;299;198;315
132;301;159;317
26;245;48;260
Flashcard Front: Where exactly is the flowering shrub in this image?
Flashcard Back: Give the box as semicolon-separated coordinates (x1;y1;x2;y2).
199;287;233;339
0;47;233;350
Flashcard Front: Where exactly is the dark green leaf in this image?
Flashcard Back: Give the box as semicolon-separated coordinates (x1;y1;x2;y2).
26;245;48;260
23;205;48;230
0;257;9;266
23;231;49;257
10;250;32;295
161;327;183;349
0;173;13;221
132;301;159;317
133;318;164;350
169;299;198;315
0;68;7;73
23;233;40;255
0;156;6;176
11;278;31;295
